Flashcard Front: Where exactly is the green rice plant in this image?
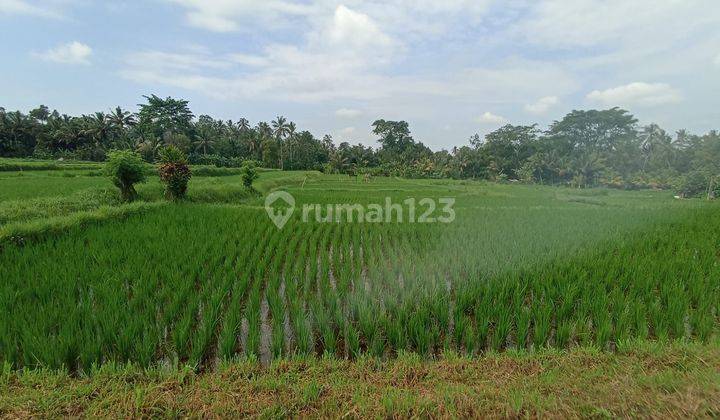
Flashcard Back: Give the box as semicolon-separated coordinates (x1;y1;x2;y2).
515;306;532;350
473;290;492;352
555;320;573;348
532;300;553;349
244;282;263;358
292;307;313;356
312;301;336;357
1;173;719;370
345;321;361;359
649;299;669;341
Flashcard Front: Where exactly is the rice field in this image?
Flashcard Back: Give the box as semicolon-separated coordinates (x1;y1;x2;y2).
0;170;718;372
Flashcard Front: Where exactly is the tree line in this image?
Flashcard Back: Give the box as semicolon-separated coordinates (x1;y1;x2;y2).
1;95;718;197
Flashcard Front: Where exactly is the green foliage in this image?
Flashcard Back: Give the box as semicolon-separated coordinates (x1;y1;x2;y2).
104;150;146;201
158;144;188;165
0;175;718;371
675;171;709;198
157;145;191;200
3;96;719;193
240;162;259;188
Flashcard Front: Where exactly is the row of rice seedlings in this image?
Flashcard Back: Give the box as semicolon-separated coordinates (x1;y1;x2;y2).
310;224;334;356
283;223;310;356
217;217;275;360
170;221;237;363
188;224;259;367
7;226;116;368
242;222;287;359
289;222;320;354
104;214;218;364
276;220;311;358
267;218;302;360
445;207;720;353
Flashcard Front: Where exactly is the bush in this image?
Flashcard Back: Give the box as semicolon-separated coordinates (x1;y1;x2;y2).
105;150;147;202
675;171;708;198
241;162;259;189
158;146;192;200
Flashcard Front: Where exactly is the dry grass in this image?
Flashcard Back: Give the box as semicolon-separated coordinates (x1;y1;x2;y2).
1;341;718;418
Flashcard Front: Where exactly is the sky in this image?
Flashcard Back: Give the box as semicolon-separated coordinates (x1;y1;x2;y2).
0;0;719;150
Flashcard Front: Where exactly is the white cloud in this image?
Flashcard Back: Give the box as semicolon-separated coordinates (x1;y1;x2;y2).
227;53;270;67
121;5;406;102
476;112;506;124
34;41;92;65
524;96;558;115
126;50;231;71
518;0;720;48
335;108;362;118
166;0;315;32
322;5;394;51
714;53;720;67
0;0;63;18
165;0;494;36
339;126;356;136
586;82;681;107
122;48;576;107
185;12;239;32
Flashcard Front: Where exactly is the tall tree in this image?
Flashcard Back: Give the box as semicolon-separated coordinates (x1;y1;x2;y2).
482;124;539;179
137;95;194;140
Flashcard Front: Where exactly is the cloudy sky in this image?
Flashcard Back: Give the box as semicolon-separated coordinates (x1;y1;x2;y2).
1;0;718;149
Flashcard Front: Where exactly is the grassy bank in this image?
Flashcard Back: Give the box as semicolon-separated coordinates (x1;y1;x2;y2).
1;341;717;418
0;171;315;245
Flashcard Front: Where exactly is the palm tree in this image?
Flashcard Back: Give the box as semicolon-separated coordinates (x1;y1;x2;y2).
639;124;674;172
54;115;82;150
135;134;163;161
285;121;297;167
237;118;250;132
5;111;33;154
108;107;136;132
246;134;262;161
271;116;291;139
256;122;272;139
329;150;348;174
82;112;112;149
194;128;215;155
272;116;292;169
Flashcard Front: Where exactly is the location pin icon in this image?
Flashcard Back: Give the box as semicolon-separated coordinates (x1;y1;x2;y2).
265;191;295;229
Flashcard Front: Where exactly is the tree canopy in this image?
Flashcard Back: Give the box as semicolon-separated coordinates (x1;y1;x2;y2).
2;96;719;197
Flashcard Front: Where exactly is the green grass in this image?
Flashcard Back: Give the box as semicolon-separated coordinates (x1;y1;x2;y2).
0;171;110;201
0;157;103;172
0;173;717;371
0;341;717;417
0;170;309;229
1;164;718;416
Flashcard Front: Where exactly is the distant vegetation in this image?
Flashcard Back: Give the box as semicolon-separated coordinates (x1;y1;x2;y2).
1;96;718;197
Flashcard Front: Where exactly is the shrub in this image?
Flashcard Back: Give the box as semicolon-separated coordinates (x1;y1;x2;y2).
675;171;708;198
158;146;192;200
105;150;147;202
241;162;259;189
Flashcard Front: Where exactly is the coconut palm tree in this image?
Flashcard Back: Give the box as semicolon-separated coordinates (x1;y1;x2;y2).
108;106;136;132
83;112;112;149
237;118;250;132
272;116;292;169
193;128;215;155
271;116;291;140
256;122;272;139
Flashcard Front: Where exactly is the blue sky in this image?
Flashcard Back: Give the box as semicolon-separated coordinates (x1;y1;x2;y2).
1;0;718;150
